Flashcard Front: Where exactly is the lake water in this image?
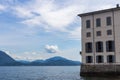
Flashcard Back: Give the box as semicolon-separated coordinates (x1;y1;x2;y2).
0;66;120;80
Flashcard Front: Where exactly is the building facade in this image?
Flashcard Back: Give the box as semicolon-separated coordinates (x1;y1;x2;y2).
79;5;120;65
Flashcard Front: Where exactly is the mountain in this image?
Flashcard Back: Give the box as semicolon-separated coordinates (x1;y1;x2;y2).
0;50;81;66
17;60;30;64
30;56;81;66
0;51;16;66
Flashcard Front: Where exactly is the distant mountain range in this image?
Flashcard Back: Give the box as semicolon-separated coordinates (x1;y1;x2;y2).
0;51;21;66
0;51;81;66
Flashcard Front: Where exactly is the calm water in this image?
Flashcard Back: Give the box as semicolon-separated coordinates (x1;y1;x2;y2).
0;66;120;80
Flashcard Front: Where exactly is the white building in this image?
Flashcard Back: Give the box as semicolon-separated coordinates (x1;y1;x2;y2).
78;4;120;65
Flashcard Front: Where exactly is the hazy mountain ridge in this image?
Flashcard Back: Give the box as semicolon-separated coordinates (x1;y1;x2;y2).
29;56;80;66
0;51;81;66
0;51;17;66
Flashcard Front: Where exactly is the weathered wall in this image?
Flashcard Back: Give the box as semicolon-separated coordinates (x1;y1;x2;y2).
80;64;120;76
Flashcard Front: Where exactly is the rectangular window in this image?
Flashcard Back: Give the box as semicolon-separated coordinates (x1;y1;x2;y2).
86;32;91;37
106;17;112;26
107;55;115;63
86;20;91;28
96;55;104;63
96;18;101;27
85;42;92;53
96;31;101;36
107;30;112;35
106;41;115;52
96;41;103;52
86;56;93;63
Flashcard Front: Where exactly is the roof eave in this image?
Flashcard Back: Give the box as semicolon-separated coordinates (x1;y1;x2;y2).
78;7;120;17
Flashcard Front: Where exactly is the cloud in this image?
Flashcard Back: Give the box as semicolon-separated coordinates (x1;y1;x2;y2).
4;50;11;56
21;6;79;31
0;0;87;40
0;4;6;11
8;0;82;32
12;6;35;18
21;16;43;26
69;27;81;40
45;45;60;53
0;0;117;42
3;50;22;60
3;50;43;61
41;6;79;28
24;52;37;55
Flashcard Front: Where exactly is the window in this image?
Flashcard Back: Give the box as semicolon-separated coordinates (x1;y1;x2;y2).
85;42;92;53
96;41;103;52
86;20;91;28
86;32;91;37
106;17;112;26
107;30;112;35
107;55;115;63
86;56;93;63
96;31;101;36
96;55;104;63
96;18;101;27
106;41;115;52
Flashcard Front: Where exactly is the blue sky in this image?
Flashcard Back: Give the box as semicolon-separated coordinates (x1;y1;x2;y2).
0;0;120;61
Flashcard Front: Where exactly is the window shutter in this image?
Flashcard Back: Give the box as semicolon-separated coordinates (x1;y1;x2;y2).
107;56;109;63
85;43;87;53
96;42;98;52
112;41;115;51
86;20;91;28
101;42;103;52
96;56;98;63
96;42;97;52
91;56;93;63
101;56;103;62
106;41;108;52
106;17;112;26
86;56;88;63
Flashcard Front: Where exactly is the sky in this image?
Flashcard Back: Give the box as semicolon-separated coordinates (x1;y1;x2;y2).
0;0;120;61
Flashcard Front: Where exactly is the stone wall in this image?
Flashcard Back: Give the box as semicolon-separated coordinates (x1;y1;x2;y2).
80;64;120;76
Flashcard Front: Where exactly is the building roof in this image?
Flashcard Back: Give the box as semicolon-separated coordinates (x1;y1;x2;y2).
78;7;120;17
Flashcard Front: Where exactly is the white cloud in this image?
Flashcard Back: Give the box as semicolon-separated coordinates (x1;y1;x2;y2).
3;50;43;61
9;0;83;32
0;4;6;11
69;27;81;40
100;5;114;10
24;52;37;55
45;45;60;53
22;6;79;31
21;16;43;26
4;50;11;56
42;6;79;27
0;0;117;41
3;50;21;60
0;0;84;40
12;6;35;18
